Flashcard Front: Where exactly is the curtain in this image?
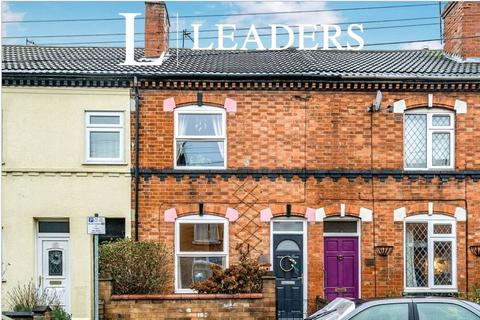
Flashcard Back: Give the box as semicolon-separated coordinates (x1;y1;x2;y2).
405;225;416;287
194;224;219;242
212;115;225;160
194;224;209;242
176;115;188;163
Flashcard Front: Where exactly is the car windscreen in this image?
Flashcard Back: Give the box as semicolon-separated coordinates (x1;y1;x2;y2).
307;298;356;320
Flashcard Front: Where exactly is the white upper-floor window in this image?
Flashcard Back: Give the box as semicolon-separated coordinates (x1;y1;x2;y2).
404;214;456;292
404;108;454;170
85;112;124;163
174;105;226;169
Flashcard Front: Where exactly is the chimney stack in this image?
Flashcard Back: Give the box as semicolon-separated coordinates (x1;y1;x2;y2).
442;1;480;61
144;1;170;58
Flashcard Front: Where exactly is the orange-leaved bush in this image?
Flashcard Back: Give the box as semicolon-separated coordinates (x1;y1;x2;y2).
190;244;270;294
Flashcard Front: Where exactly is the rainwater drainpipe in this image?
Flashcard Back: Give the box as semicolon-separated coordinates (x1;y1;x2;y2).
133;76;140;241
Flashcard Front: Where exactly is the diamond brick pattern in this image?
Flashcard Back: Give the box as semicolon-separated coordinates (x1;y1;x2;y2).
432;133;450;166
231;180;263;253
406;223;428;288
405;114;427;168
434;241;452;286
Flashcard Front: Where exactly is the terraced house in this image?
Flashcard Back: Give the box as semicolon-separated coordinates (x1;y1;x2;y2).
2;1;480;319
1;55;132;317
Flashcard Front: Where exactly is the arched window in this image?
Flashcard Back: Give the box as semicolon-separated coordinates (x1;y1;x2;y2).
404;214;456;292
404;108;454;170
174;105;226;169
175;215;229;292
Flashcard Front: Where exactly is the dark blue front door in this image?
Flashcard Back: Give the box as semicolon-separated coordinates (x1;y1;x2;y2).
273;234;303;320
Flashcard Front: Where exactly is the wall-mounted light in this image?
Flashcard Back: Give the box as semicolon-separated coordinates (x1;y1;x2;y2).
286;204;292;217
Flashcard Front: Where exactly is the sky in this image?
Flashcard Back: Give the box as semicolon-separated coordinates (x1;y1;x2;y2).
2;1;446;50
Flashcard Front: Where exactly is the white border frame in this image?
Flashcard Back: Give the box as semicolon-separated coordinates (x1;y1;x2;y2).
35;220;70;313
404;108;455;171
322;216;362;299
174;214;229;293
85;111;125;163
270;217;308;319
174;105;227;170
403;214;457;293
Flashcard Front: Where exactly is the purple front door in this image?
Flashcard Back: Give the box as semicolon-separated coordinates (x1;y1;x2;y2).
324;237;359;301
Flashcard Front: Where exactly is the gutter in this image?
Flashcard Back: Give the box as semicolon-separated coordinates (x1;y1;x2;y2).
133;76;140;241
3;72;480;83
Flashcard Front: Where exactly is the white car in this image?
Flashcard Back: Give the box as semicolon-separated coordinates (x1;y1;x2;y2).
307;297;480;320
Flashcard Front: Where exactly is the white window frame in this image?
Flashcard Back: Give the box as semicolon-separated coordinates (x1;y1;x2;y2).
174;105;227;170
175;215;229;293
403;214;457;292
404;108;455;170
85;111;125;163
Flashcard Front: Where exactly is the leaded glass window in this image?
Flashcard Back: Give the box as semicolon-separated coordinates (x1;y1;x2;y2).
404;110;454;170
433;241;452;286
48;250;63;276
405;114;427;169
405;216;456;291
406;223;428;287
432;133;450;166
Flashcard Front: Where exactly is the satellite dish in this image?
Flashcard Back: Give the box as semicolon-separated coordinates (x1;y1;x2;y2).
372;90;382;112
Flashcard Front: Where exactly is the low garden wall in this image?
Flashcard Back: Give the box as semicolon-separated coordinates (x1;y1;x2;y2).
99;274;276;320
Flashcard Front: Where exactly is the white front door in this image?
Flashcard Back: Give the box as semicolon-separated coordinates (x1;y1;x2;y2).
38;238;69;311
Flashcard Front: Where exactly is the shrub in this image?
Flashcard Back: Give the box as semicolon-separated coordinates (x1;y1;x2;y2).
7;280;56;312
461;285;480;304
51;305;72;320
99;239;171;294
190;244;270;294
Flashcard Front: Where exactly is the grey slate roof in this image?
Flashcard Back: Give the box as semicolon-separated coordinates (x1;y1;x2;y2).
2;45;480;80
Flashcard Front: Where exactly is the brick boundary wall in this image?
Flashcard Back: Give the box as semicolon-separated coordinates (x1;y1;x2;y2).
99;275;276;320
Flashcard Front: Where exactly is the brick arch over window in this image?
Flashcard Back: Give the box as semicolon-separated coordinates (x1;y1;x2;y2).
270;204;311;218
175;203;230;219
173;95;226;109
403;97;456;111
405;202;458;218
323;203;368;218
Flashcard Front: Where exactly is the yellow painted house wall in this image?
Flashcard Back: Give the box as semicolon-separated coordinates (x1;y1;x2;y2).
1;87;132;319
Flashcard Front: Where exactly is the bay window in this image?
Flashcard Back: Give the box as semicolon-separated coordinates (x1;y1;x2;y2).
404;214;456;292
404;108;454;170
174;106;226;169
175;215;229;292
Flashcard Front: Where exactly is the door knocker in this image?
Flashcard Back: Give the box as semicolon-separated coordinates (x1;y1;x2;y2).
279;256;299;273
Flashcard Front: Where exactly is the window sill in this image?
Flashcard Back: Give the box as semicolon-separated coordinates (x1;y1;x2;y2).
403;168;455;172
174;167;227;170
403;288;458;294
83;162;128;166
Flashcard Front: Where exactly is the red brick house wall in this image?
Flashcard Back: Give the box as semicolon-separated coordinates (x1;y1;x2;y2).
443;1;480;60
132;83;480;312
